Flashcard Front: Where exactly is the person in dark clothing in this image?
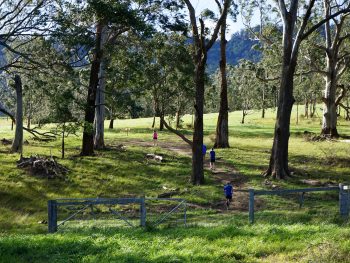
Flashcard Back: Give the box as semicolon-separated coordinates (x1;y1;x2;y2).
224;182;233;209
209;148;215;170
202;144;207;158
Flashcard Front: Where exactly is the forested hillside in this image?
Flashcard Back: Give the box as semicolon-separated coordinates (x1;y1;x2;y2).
0;28;261;76
207;28;261;72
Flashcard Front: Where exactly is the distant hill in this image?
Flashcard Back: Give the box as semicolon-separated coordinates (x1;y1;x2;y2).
0;28;261;77
207;28;261;73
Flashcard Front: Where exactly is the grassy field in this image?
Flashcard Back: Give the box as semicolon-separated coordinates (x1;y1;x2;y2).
0;106;350;262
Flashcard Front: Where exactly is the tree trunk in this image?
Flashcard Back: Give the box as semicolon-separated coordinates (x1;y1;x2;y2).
265;8;299;179
296;103;299;124
170;0;231;185
109;119;114;129
321;56;339;137
241;108;247;124
152;115;156;128
309;97;313;117
159;111;164;131
321;81;338;137
62;126;65;159
261;86;266;118
304;98;309;118
11;75;23;153
214;12;229;148
266;67;295;179
192;62;205;185
175;110;180;130
309;98;316;118
27;100;31;129
94;26;108;149
81;22;103;156
191;112;194;129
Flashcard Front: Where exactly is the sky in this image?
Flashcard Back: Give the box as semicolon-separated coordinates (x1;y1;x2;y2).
189;0;243;34
188;0;267;38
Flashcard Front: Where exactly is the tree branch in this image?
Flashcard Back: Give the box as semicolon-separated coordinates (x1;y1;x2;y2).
291;0;316;60
206;0;231;51
183;0;200;47
161;117;193;146
0;103;15;123
302;4;350;40
335;85;346;106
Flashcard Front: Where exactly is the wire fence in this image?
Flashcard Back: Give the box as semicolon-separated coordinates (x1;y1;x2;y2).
48;186;349;232
248;186;349;224
253;191;340;224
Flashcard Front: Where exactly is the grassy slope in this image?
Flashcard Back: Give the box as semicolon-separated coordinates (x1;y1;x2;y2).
0;106;350;262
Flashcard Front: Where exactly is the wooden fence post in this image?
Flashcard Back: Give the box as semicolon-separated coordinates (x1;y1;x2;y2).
48;200;58;233
299;192;305;208
140;197;146;227
339;184;349;218
184;201;187;227
249;189;255;224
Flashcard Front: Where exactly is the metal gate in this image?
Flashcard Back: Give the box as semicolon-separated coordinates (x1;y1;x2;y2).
48;197;187;233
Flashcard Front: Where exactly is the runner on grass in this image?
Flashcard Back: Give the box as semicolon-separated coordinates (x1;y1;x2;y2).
224;181;233;209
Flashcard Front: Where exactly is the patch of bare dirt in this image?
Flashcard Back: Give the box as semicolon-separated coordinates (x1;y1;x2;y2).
126;139;192;156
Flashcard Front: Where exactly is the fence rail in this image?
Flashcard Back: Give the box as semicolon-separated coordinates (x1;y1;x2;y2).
248;184;350;223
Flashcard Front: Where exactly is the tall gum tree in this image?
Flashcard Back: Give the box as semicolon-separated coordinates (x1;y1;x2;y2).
0;0;51;153
81;0;186;154
264;0;350;179
163;0;231;184
81;21;104;156
214;0;236;148
318;1;350;137
94;25;108;150
11;75;23;153
81;1;146;155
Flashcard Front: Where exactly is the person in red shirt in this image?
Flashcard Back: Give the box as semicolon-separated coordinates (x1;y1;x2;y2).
153;130;158;146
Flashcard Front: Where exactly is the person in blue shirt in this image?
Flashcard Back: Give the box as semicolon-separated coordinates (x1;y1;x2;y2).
202;144;207;159
224;182;233;209
209;148;215;170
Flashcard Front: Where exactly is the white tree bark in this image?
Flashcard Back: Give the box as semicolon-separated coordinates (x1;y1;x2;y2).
94;25;108;149
322;57;338;136
320;0;349;137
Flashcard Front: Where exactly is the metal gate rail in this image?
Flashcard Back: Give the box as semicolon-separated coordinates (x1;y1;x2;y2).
48;197;187;233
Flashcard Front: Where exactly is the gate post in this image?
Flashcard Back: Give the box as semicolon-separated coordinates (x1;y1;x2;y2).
249;189;255;224
48;200;58;233
184;201;187;227
140;197;146;227
339;184;349;218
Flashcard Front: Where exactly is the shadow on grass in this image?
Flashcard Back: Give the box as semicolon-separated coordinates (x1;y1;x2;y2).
290;154;350;181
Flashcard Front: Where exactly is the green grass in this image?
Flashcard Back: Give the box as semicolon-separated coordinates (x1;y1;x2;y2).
0;105;350;262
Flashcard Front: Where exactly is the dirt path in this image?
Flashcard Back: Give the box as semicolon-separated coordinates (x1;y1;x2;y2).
125;139;192;156
123;138;249;212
